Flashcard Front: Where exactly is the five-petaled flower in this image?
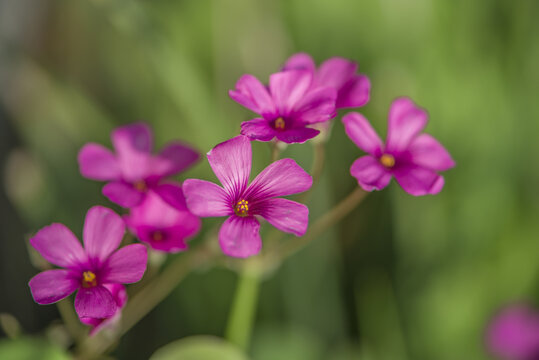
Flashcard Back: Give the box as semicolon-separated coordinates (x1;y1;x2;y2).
182;135;313;258
283;53;370;110
124;183;201;253
230;70;337;144
342;97;455;196
78;123;199;208
486;304;539;360
28;206;147;320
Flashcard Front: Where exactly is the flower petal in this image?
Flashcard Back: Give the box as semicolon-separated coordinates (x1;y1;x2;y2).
207;135;251;199
269;70;312;115
316;57;358;90
153;142;200;178
182;179;232;217
229;74;276;117
75;286;116;318
30;223;86;269
219;216;261;258
350;156;392;191
393;164;445;196
386;97;428;153
241;118;277;142
282;53;316;73
28;270;78;304
246;158;312;200
78;143;120;181
111;123;152;154
183;179;232;217
342;112;383;155
408;134;455;171
336;74;371;109
100;244;148;284
153;183;188;211
276;127;320;144
83;206;125;264
102;182;144;208
259;198;309;236
292;87;337;124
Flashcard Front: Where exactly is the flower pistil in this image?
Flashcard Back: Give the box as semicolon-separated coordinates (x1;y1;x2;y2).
82;271;98;288
234;199;249;217
379;154;395;168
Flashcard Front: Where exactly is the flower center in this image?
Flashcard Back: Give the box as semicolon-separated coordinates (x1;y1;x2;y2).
81;271;98;288
380;154;395;168
151;230;164;242
273;117;285;131
133;180;147;192
234;199;249;217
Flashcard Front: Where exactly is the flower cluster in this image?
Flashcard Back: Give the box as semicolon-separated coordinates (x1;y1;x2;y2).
27;52;455;336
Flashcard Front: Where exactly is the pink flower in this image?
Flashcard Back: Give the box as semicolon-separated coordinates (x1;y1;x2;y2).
342;97;455;196
182;136;312;258
28;206;147;319
283;53;371;109
78;123;199;208
229;70;337;143
80;284;127;335
124;184;201;253
486;305;539;360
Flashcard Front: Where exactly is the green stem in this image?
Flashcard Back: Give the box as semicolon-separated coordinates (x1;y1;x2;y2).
225;262;261;351
266;186;368;265
57;298;85;343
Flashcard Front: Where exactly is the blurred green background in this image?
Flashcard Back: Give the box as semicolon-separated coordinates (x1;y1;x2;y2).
1;0;539;359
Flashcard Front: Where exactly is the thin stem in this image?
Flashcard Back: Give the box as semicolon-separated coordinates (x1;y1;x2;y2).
225;261;261;351
298;142;325;204
266;187;368;265
271;141;280;162
57;298;85;343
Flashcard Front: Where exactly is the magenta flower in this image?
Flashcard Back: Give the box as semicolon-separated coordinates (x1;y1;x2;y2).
283;53;371;109
124;184;201;253
80;284;127;335
229;70;337;143
486;305;539;360
183;135;312;258
78;123;199;208
342;97;455;196
28;206;147;319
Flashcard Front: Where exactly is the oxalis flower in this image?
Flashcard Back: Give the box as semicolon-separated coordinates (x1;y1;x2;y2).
182;135;312;258
28;206;147;320
124;183;201;253
342;97;455;196
486;305;539;360
78;122;199;208
229;69;337;144
283;53;371;110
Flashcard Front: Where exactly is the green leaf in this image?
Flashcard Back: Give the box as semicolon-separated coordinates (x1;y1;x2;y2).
150;335;248;360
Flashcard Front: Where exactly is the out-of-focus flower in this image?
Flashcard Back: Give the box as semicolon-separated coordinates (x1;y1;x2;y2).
229;70;337;143
183;135;312;258
78;123;199;208
124;183;201;253
342;97;455;196
80;284;127;335
486;304;539;360
283;53;370;110
28;206;147;319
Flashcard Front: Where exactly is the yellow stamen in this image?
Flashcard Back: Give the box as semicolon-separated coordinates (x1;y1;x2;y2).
82;271;97;288
234;199;249;217
380;154;395;168
274;117;285;130
134;180;147;192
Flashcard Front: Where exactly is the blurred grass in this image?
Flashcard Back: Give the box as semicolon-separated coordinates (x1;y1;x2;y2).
1;0;539;359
